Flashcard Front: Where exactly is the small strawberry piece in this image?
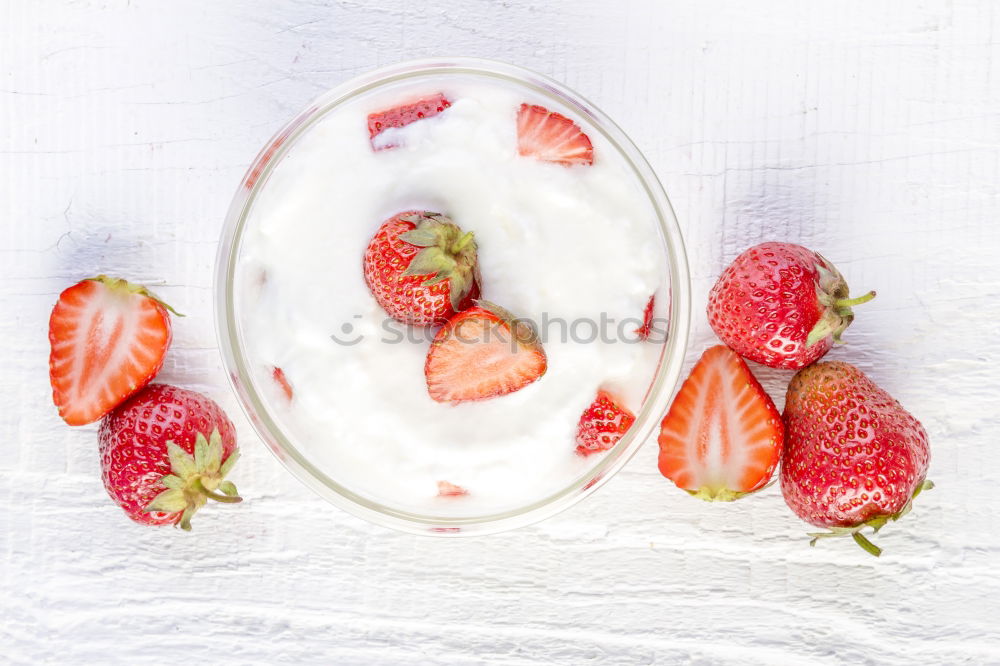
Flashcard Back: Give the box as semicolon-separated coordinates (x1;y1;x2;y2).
437;481;468;497
272;366;293;401
364;211;481;326
707;242;875;370
246;131;288;190
636;294;655;340
98;383;241;530
576;390;636;456
49;276;177;426
657;345;784;501
368;93;451;149
425;301;547;404
516;103;594;166
781;362;932;556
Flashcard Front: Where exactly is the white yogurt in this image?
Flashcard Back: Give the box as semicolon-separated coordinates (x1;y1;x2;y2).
237;77;667;515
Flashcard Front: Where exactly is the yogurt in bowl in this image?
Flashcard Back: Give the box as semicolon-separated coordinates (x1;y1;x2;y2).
216;59;690;534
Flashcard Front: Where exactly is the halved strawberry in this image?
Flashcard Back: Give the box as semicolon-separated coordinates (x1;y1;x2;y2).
425;301;547;403
437;481;468;497
49;276;176;426
368;93;451;149
516;103;594;166
272;366;293;401
576;390;636;456
657;345;783;501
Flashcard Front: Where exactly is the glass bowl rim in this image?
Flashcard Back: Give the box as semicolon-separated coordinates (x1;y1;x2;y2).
214;57;692;536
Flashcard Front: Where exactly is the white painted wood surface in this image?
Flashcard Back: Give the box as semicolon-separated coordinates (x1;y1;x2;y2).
3;1;999;663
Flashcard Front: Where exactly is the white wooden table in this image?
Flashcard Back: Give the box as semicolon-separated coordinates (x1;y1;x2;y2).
3;1;999;663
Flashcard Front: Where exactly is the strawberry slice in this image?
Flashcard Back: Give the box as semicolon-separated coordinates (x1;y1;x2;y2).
636;294;655;340
437;481;468;497
368;93;451;149
49;276;176;425
272;366;293;401
516;103;594;166
576;390;636;456
657;345;783;501
425;301;547;403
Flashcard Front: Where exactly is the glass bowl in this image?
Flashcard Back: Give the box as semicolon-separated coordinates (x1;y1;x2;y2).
215;58;691;536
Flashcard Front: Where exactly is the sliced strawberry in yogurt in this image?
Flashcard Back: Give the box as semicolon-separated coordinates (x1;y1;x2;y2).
368;93;451;150
437;481;468;497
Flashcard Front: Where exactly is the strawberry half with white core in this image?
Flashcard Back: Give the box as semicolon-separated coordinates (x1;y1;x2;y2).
657;345;784;501
707;242;876;370
516;103;594;166
781;362;932;556
576;390;636;456
368;93;451;149
49;276;177;425
363;211;480;326
98;383;241;530
425;301;547;403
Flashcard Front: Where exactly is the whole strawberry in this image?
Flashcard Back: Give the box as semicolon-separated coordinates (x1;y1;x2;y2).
98;383;241;530
707;242;875;369
781;362;932;556
363;211;480;326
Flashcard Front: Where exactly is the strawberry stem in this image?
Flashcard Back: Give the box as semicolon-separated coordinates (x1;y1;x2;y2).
851;531;883;557
192;478;243;504
451;231;475;254
178;505;198;531
834;290;876;309
805;480;932;556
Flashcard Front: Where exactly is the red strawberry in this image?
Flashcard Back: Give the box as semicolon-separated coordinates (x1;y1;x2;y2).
657;345;784;501
636;294;655;340
363;211;480;326
781;362;932;556
368;93;451;149
98;383;241;530
516;103;594;166
707;243;875;370
272;366;293;401
576;390;636;456
425;301;547;403
49;276;177;426
437;481;468;497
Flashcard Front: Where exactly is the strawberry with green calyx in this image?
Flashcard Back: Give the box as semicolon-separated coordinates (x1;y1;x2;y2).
780;361;932;556
707;243;876;370
49;275;180;425
98;383;241;530
806;480;935;557
144;431;242;531
363;211;481;326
